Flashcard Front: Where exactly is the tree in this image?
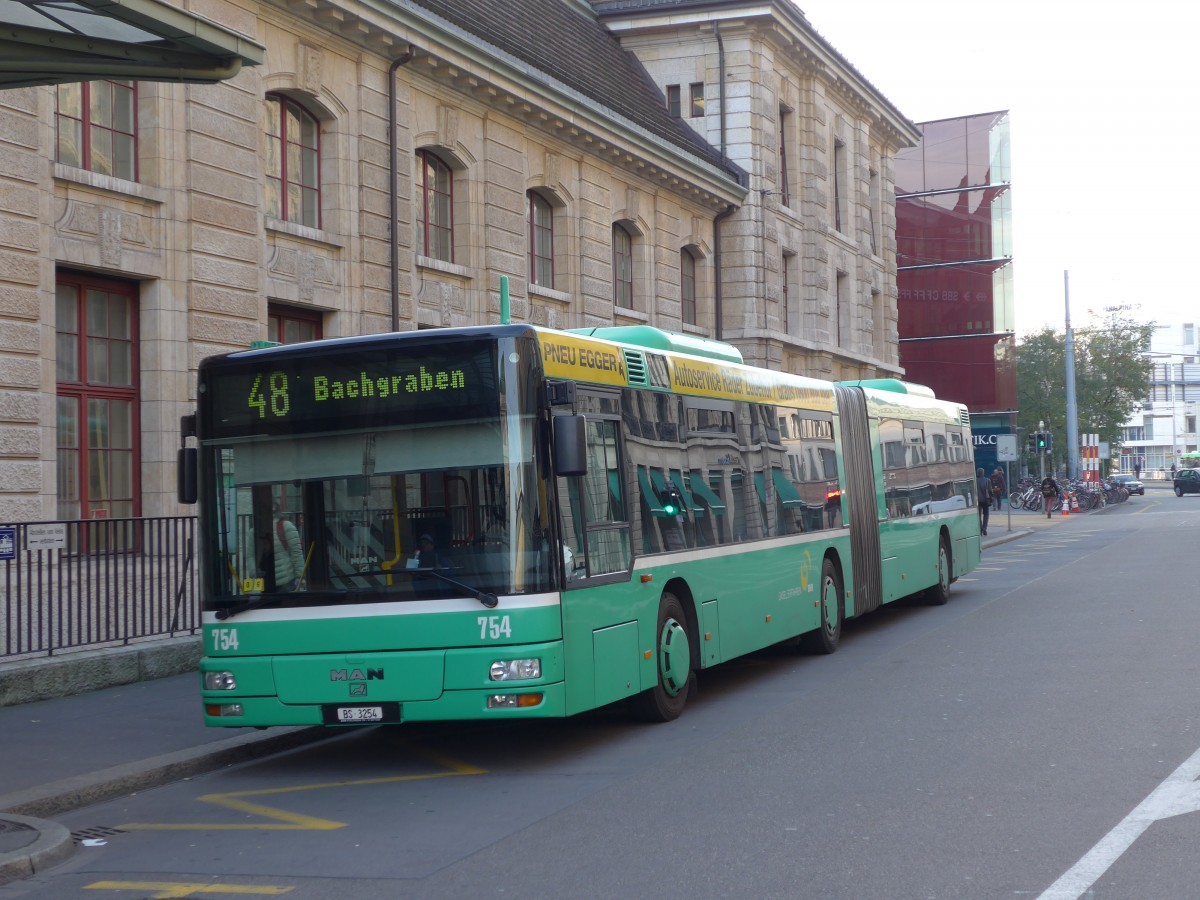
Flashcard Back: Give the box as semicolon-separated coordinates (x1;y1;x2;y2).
1016;311;1154;474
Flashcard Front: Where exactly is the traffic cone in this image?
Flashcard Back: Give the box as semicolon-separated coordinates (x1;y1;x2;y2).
1060;493;1069;516
1071;491;1079;511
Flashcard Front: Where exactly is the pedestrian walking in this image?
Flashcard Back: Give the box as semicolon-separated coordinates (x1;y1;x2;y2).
976;467;992;535
990;467;1007;510
1134;461;1141;480
1040;474;1060;519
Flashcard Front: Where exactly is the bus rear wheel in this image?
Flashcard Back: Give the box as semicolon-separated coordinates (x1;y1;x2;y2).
925;536;952;606
800;557;843;654
631;591;692;722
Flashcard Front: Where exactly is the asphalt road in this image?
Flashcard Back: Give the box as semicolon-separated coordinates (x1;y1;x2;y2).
4;490;1199;899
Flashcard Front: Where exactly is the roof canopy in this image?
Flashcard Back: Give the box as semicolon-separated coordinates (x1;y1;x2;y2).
0;0;263;88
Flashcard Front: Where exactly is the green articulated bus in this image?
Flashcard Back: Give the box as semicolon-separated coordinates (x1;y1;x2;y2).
180;323;981;727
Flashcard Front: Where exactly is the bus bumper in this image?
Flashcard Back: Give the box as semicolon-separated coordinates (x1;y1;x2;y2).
200;641;565;727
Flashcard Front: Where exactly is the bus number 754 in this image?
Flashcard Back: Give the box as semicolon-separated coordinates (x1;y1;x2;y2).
478;615;511;640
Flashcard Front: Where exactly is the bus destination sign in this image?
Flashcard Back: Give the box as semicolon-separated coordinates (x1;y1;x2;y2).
201;342;499;439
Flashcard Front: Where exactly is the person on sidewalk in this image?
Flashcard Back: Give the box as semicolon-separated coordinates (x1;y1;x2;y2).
976;467;992;535
990;467;1007;510
1040;474;1061;519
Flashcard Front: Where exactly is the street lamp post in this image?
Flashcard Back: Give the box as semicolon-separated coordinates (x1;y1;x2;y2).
1064;272;1081;481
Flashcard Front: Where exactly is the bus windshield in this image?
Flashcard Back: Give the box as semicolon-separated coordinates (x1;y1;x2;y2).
197;335;552;610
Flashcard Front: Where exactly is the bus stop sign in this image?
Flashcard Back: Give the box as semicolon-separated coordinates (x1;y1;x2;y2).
996;434;1018;462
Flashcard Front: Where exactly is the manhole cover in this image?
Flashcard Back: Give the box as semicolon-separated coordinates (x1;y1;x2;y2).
71;825;126;844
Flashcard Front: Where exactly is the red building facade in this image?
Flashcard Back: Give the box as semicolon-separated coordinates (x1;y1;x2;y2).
895;112;1016;473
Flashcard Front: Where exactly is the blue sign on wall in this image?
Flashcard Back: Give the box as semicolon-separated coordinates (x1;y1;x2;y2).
0;527;15;561
972;427;1011;478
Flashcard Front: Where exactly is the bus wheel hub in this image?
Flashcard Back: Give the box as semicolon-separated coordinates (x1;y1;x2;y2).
659;618;690;697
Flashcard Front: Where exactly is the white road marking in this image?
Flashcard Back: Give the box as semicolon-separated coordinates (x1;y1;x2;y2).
1038;743;1200;899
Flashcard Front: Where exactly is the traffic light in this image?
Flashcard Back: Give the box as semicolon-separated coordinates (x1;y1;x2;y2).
659;485;682;517
1036;432;1047;452
1043;432;1053;454
1027;433;1038;453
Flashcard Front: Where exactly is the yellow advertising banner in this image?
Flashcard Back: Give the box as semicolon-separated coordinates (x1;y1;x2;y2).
669;357;834;411
537;329;834;412
538;333;628;387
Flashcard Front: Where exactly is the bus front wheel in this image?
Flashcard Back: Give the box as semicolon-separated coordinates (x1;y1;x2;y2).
631;591;692;722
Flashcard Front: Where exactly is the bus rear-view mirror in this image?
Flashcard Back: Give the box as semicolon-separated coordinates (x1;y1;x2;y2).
177;447;198;504
554;415;587;477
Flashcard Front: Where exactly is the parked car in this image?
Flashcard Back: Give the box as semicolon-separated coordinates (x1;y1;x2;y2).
1111;474;1144;495
1174;468;1200;496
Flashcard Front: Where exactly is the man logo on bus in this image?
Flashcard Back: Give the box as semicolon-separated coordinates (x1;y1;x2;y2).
330;668;384;681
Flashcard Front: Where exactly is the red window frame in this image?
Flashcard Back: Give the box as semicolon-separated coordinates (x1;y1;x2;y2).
55;79;137;181
833;139;846;233
681;248;697;325
268;304;323;345
779;107;790;207
265;94;321;228
613;224;634;308
528;191;554;287
55;274;140;522
416;149;454;262
782;250;793;333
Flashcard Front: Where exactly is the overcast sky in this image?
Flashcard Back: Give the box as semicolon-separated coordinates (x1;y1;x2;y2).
796;0;1196;339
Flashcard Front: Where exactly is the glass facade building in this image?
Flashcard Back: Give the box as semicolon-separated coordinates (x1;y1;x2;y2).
894;112;1016;474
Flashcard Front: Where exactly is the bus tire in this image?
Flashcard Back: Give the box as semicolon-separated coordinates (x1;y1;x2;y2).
925;535;952;606
800;557;843;654
631;591;692;722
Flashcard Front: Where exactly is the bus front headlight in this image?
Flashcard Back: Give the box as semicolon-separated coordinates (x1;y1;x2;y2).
204;671;238;690
489;658;542;681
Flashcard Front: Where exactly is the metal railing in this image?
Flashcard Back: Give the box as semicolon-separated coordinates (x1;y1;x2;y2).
0;516;198;661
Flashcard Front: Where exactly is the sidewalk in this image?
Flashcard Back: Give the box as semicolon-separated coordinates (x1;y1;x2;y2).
0;664;327;884
0;522;1045;885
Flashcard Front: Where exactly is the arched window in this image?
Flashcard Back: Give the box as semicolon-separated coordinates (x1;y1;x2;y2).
681;248;698;325
265;94;321;228
528;191;554;287
417;149;454;262
613;224;634;308
56;80;137;181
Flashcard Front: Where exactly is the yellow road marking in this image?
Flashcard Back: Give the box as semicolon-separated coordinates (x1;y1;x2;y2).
86;882;292;897
119;744;485;832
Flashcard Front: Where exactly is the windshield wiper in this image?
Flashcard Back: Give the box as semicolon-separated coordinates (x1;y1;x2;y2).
332;566;500;609
214;593;287;620
216;567;500;618
416;567;499;608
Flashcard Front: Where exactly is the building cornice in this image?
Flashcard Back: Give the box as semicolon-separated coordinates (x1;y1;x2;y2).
595;1;921;149
264;0;747;210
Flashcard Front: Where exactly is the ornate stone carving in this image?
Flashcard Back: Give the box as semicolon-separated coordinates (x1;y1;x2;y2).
299;44;324;96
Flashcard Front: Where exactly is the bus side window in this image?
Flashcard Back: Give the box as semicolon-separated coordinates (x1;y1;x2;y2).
558;413;631;582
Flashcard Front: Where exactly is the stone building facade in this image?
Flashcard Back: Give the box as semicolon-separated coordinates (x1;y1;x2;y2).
596;0;918;376
0;0;917;523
